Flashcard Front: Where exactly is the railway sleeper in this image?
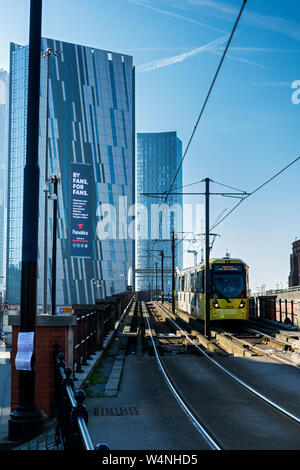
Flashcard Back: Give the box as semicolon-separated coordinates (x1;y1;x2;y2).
214;332;258;357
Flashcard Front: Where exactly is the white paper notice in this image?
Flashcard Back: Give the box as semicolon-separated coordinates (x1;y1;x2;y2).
15;332;34;371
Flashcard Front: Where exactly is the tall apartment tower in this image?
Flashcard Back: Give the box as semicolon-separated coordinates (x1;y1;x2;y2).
288;239;300;287
6;39;135;308
136;131;183;296
0;69;9;296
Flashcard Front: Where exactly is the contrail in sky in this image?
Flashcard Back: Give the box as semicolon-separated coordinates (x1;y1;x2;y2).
128;0;228;34
209;49;269;69
189;0;300;42
136;35;229;72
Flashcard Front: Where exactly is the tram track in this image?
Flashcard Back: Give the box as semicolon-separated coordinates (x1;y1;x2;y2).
145;301;300;449
162;300;300;367
141;301;222;450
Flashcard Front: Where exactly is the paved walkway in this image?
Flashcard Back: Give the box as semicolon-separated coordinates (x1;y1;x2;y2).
86;353;211;450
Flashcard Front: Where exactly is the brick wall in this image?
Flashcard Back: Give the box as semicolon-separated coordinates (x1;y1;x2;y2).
9;315;77;418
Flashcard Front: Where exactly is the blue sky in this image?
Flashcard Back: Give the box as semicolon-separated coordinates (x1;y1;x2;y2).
1;0;300;291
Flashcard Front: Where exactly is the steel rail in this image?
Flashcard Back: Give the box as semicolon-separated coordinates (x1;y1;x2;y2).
164;302;299;366
246;326;298;348
143;302;221;450
243;327;300;367
154;302;300;426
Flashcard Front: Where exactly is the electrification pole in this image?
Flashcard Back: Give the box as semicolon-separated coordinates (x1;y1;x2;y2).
160;250;164;304
171;231;175;315
204;178;211;339
143;178;249;339
155;262;158;300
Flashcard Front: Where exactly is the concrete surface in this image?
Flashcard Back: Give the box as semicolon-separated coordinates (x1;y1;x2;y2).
86;353;212;450
162;353;300;450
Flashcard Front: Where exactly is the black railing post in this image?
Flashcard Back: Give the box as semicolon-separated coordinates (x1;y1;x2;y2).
279;299;282;323
71;390;89;450
53;345;102;450
75;312;83;373
285;299;288;322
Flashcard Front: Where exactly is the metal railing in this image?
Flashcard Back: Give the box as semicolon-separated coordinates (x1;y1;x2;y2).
53;345;109;450
73;308;98;374
53;292;133;450
73;292;133;374
250;296;298;327
73;304;115;375
254;286;300;296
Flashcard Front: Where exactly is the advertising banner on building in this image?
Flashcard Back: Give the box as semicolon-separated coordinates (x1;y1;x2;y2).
70;163;92;257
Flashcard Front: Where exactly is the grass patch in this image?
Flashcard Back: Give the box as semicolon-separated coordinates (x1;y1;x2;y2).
88;367;108;385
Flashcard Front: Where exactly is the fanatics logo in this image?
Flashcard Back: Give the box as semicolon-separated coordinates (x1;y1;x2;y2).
78;224;83;229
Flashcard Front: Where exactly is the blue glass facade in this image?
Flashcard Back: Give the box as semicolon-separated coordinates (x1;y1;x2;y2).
6;39;135;308
0;69;8;293
136;132;183;294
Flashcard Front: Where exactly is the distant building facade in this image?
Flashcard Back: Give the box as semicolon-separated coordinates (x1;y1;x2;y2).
0;69;9;295
6;39;135;308
289;239;300;287
136;131;183;295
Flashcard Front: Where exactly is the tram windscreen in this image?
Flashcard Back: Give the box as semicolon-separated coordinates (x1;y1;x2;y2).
212;264;246;299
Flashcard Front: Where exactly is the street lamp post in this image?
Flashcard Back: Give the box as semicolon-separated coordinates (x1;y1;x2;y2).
41;47;62;315
8;0;44;441
49;175;60;316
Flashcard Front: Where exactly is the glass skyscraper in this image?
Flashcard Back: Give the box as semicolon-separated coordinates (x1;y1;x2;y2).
136;131;183;294
6;38;135;308
0;69;9;295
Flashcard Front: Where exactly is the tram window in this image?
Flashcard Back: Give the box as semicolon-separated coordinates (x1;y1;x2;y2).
191;273;195;290
212;270;246;299
196;270;204;293
185;274;189;291
186;274;190;292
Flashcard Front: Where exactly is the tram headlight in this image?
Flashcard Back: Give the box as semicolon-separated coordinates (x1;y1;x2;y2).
213;300;220;309
239;300;246;309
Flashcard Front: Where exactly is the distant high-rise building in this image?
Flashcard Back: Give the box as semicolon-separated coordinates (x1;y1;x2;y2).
136;131;183;295
0;69;9;294
6;39;135;308
288;239;300;287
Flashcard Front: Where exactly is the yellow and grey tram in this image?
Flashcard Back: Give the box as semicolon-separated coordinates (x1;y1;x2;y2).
177;257;249;321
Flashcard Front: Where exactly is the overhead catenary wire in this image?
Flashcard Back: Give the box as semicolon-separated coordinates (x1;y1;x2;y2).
210;154;300;231
146;0;247;285
163;0;248;205
211;179;247;194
